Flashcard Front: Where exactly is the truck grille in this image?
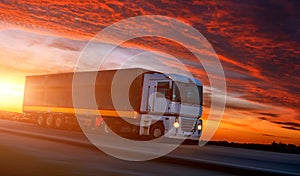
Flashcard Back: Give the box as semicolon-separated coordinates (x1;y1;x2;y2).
181;117;197;132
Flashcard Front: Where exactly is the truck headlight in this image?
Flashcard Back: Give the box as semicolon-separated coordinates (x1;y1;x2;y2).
173;121;180;128
197;124;202;131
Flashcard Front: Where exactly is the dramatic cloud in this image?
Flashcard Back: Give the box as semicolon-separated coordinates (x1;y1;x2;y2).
258;113;279;118
261;133;289;139
272;121;300;131
0;0;294;111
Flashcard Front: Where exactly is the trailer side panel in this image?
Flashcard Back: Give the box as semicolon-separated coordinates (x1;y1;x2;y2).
23;68;149;113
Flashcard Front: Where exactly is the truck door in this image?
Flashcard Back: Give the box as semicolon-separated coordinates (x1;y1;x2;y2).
148;81;171;114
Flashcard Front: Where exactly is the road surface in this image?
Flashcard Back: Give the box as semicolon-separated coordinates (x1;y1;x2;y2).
0;118;299;175
0;127;230;175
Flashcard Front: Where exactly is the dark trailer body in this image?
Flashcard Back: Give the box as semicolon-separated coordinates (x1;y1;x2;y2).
23;68;146;111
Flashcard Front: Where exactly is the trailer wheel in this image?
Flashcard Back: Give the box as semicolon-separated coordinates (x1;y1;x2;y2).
150;123;164;139
37;115;45;126
54;116;64;129
45;115;54;128
97;120;110;134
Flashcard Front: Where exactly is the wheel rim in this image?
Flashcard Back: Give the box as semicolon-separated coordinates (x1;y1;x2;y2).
37;116;43;125
104;123;110;133
153;128;162;138
46;116;53;126
55;118;62;127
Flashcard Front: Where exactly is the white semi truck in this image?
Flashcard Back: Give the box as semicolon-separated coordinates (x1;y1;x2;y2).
23;68;203;140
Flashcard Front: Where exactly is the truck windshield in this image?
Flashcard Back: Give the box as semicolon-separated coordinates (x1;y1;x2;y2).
172;81;202;105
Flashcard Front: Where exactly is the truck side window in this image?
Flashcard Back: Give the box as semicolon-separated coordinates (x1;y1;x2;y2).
156;82;170;98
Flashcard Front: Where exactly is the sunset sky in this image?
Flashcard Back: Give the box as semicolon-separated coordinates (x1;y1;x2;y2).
0;0;299;145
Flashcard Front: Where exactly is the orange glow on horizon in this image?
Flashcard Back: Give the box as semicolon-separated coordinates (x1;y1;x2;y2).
0;80;24;112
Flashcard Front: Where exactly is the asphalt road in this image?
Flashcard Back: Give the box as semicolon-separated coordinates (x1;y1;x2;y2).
0;126;231;176
0;118;299;176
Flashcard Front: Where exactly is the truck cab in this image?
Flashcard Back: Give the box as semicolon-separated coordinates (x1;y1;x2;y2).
139;72;203;140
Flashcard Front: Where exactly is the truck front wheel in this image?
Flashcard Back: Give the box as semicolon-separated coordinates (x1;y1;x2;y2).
150;123;164;139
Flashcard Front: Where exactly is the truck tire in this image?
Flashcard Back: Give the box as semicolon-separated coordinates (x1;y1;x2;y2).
37;115;45;126
54;116;65;129
150;123;164;139
45;115;54;128
97;120;110;134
